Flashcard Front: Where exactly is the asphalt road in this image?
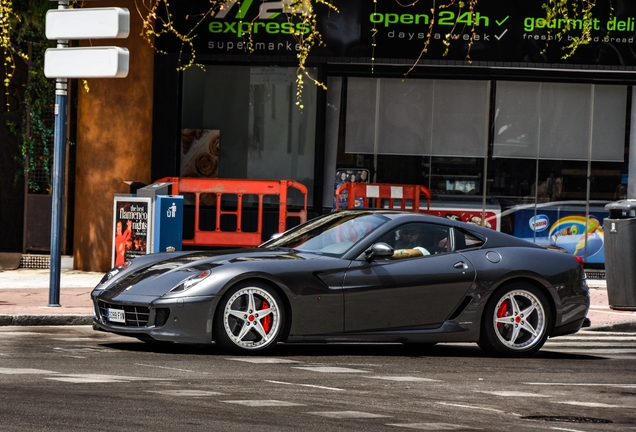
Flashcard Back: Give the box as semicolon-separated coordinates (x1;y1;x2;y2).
1;326;635;432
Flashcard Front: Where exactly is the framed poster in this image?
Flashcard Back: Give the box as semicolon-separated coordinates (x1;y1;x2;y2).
112;196;152;268
429;207;500;232
512;207;607;264
180;129;220;178
334;168;370;209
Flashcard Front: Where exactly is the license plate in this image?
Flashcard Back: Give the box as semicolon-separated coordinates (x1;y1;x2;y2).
107;308;126;324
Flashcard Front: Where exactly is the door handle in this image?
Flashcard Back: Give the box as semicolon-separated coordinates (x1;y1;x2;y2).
453;261;468;269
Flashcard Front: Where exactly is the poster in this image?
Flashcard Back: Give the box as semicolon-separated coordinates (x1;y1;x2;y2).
112;196;152;268
512;207;608;264
429;207;500;232
334;168;370;209
180;129;220;178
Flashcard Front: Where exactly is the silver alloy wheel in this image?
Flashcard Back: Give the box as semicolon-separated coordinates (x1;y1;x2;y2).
222;286;281;351
492;289;547;351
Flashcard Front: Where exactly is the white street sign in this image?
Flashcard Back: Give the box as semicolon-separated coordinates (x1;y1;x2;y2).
46;7;130;40
44;47;129;78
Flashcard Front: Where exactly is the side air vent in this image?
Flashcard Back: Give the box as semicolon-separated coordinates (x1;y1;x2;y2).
154;308;171;327
448;296;473;321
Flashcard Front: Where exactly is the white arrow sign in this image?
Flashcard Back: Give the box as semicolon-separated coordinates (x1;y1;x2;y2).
44;47;129;78
45;7;130;40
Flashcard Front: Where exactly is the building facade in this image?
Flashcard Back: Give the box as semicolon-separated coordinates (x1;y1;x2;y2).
73;0;636;271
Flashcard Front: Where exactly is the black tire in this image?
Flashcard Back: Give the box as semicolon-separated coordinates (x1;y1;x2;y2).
213;281;284;354
478;283;552;358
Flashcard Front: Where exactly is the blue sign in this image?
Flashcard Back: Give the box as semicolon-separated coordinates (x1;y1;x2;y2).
153;195;184;253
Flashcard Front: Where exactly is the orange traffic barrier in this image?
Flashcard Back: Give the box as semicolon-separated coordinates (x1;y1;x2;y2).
335;182;431;213
157;177;307;247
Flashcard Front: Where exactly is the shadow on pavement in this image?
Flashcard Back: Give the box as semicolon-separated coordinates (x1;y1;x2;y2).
98;340;606;360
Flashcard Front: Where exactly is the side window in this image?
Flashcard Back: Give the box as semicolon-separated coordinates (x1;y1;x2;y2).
453;228;485;251
381;223;452;259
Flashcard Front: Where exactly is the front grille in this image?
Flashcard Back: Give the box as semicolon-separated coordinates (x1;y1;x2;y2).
98;301;150;327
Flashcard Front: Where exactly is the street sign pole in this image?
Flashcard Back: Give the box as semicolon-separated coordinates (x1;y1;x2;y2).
48;0;69;307
48;77;67;307
44;1;129;306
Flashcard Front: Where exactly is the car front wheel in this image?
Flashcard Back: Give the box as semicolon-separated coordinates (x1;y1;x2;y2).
478;283;552;357
213;282;284;354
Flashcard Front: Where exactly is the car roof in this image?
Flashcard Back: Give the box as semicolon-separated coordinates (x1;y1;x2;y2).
333;209;541;250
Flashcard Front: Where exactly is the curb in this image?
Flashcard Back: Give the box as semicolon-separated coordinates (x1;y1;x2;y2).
0;314;93;326
586;321;636;333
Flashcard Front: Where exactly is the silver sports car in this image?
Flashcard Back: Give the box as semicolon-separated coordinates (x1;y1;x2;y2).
91;210;590;357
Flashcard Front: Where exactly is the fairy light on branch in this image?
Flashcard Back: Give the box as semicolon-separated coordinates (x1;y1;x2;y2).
541;0;600;58
371;0;378;73
283;0;337;110
1;0;27;110
136;0;231;71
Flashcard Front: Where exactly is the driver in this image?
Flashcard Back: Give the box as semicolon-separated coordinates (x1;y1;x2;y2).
393;226;430;259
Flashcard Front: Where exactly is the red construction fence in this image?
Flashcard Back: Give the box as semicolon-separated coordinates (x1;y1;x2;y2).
157;177;308;247
335;182;432;213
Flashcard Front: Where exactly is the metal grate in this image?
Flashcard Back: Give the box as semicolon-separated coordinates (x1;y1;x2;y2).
19;254;50;269
98;301;150;327
585;270;606;280
155;308;170;327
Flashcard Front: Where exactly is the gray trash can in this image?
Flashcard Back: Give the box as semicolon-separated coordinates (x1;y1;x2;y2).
604;199;636;310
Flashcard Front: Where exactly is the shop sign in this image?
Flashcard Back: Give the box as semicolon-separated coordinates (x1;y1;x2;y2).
362;0;636;66
163;0;636;68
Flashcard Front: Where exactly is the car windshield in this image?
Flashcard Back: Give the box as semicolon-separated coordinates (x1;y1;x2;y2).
261;212;389;256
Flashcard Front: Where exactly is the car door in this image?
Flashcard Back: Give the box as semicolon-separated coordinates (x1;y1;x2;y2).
342;223;476;332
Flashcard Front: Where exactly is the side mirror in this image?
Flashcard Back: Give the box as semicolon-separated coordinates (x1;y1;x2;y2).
365;242;394;261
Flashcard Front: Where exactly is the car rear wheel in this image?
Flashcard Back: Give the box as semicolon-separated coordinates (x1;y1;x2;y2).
478;283;552;357
214;282;284;354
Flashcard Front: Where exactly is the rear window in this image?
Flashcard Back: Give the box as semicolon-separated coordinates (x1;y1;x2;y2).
455;229;485;250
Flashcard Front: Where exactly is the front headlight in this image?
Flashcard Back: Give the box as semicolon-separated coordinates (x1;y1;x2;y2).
95;261;132;289
169;270;212;293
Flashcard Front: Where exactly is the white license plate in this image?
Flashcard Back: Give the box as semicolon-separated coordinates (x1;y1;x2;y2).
107;308;126;324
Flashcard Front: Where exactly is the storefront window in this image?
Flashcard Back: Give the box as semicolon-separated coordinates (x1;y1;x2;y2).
325;76;629;264
494;82;626;161
181;65;317;207
344;77;489;157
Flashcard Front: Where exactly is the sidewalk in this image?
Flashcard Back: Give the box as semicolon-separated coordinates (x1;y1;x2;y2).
0;269;101;326
1;269;635;331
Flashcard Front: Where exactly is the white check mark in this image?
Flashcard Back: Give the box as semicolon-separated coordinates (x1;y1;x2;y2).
495;29;508;40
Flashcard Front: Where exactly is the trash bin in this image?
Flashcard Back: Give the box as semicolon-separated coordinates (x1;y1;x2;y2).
136;182;184;253
604;199;636;310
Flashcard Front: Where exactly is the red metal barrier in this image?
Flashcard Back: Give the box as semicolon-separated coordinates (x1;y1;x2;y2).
335;182;431;213
157;177;307;247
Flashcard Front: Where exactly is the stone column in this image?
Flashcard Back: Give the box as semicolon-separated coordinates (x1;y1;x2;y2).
73;0;154;271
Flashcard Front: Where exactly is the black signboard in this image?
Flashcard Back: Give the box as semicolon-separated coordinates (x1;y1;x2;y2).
160;1;636;68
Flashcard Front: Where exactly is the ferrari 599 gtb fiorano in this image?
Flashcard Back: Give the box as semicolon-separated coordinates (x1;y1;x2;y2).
92;210;590;357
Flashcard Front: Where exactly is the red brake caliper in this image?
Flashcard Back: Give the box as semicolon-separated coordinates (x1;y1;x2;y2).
496;300;509;328
261;300;271;333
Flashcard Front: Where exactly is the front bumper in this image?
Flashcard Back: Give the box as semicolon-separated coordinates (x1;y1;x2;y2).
92;293;218;344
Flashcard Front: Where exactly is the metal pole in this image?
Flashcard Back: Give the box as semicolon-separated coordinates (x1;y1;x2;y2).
48;77;67;307
49;0;70;307
629;86;636;200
